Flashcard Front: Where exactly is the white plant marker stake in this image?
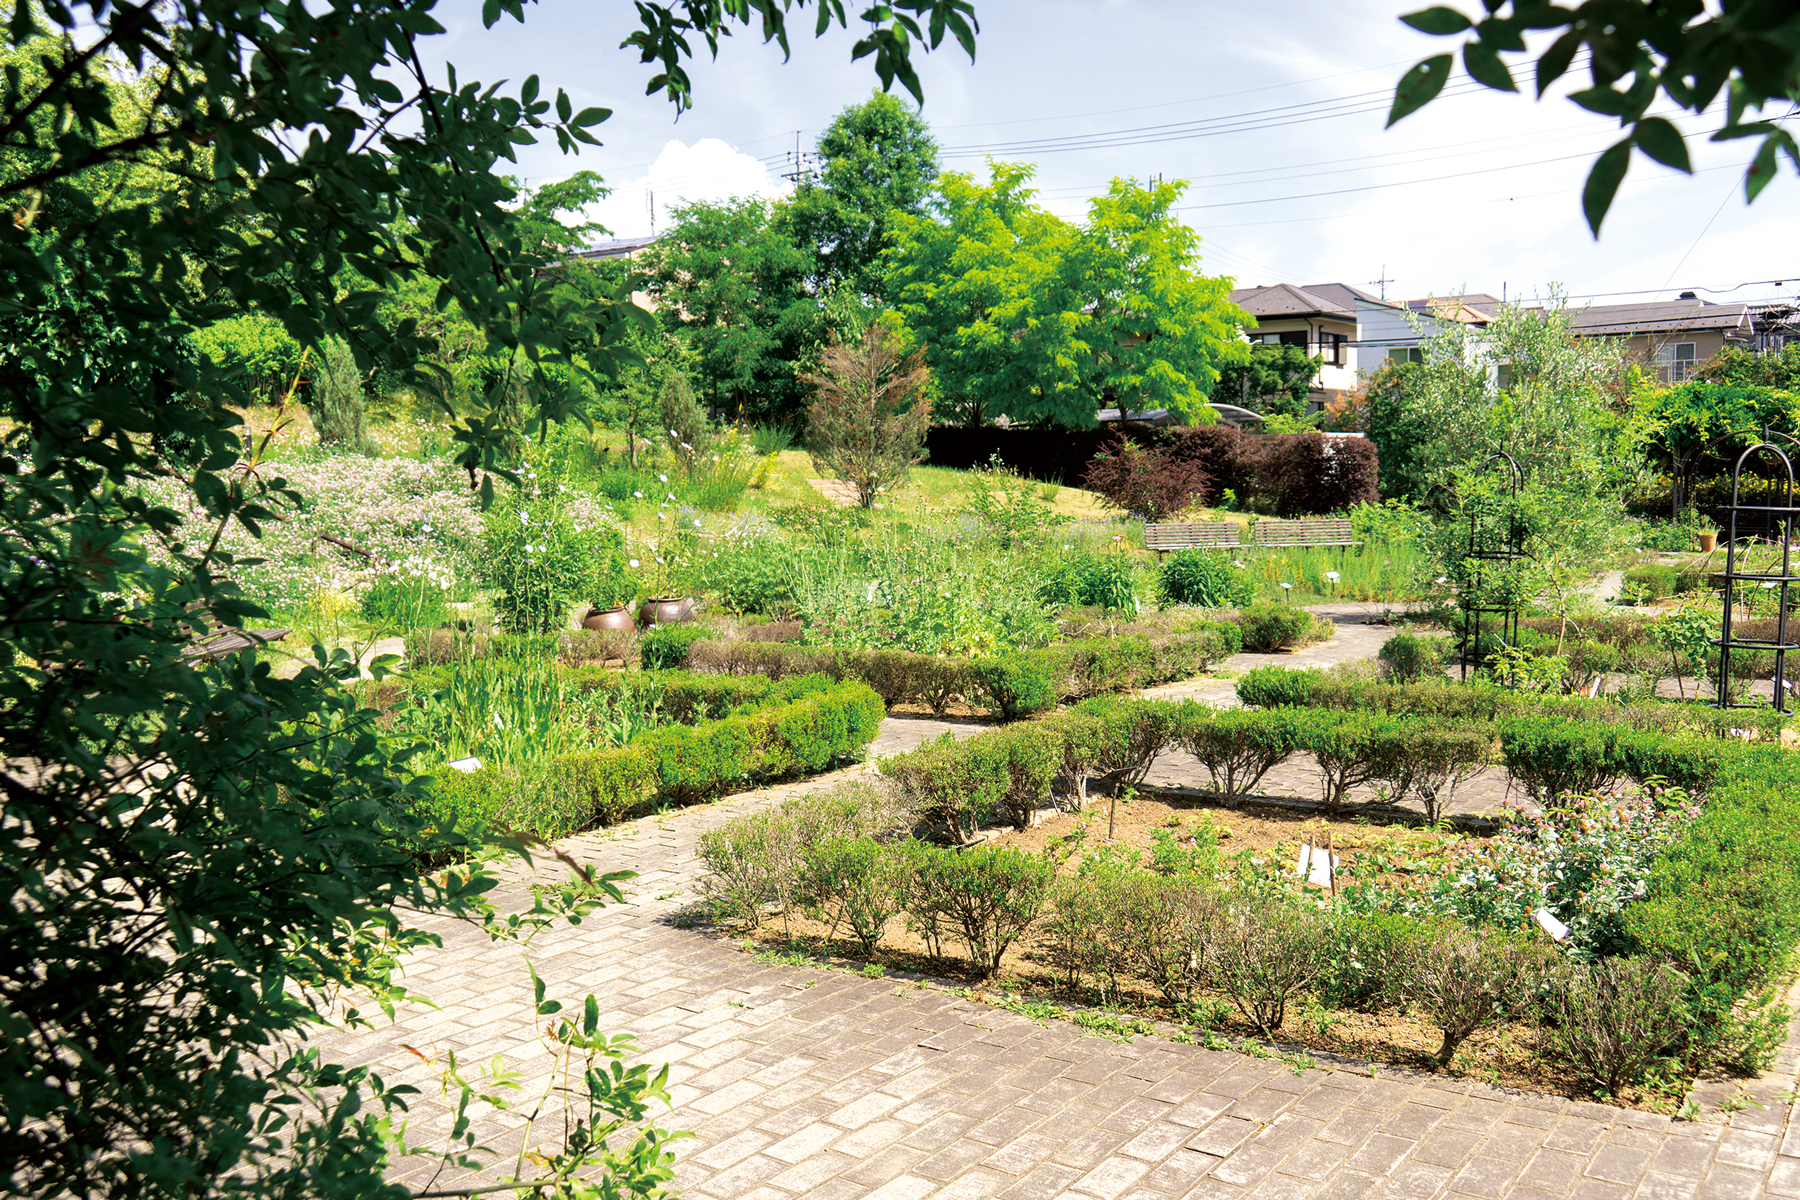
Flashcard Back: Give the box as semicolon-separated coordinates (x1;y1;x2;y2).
1533;907;1571;942
447;756;483;773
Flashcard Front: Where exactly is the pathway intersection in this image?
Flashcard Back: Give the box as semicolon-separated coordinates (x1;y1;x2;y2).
315;606;1800;1199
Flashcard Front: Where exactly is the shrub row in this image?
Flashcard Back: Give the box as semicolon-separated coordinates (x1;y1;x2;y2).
699;784;1692;1094
881;697;1495;827
420;680;884;840
1235;666;1790;740
664;622;1241;719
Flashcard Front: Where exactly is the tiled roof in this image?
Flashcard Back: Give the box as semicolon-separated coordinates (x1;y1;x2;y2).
1302;282;1398;310
1226;282;1355;320
574;235;661;260
1571;298;1752;337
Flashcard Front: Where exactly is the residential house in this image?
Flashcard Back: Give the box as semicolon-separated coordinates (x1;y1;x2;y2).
572;235;662;311
1566;293;1756;382
1225;281;1478;411
1225;283;1362;414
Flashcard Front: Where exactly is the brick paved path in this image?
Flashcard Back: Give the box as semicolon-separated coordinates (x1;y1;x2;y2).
310;605;1800;1199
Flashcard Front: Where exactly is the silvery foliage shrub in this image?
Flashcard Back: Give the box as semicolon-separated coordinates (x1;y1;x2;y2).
135;455;483;609
1392;784;1702;959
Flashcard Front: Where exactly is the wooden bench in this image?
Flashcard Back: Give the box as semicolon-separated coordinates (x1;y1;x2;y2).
1250;518;1360;548
1143;521;1244;555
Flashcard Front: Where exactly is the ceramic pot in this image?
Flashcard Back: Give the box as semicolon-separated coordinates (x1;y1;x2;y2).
582;605;636;633
638;596;695;627
1698;532;1718;553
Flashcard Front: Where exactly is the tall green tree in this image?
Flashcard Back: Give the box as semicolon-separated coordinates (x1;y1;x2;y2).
788;91;939;299
0;0;979;1195
642;196;821;423
888;167;1248;427
1077;177;1249;423
887;160;1088;426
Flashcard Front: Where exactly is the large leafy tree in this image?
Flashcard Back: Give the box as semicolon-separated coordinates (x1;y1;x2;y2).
887;160;1089;426
0;1;978;1197
889;166;1246;428
641;196;821;423
1636;380;1800;518
1077;177;1248;424
1387;1;1800;233
788;90;940;299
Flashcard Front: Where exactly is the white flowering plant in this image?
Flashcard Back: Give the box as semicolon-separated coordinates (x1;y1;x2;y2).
485;481;632;634
133;453;484;611
1358;784;1703;960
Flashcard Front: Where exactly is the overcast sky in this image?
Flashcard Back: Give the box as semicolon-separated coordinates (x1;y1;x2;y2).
425;0;1798;311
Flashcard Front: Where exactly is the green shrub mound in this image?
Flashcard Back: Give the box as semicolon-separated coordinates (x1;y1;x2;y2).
1159;549;1256;608
419;679;883;842
1236;603;1332;652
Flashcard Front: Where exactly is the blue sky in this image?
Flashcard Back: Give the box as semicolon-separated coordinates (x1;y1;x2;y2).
426;0;1798;311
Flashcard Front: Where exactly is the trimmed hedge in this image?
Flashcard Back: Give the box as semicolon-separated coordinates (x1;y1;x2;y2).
418;679;884;838
657;623;1241;720
1235;666;1791;740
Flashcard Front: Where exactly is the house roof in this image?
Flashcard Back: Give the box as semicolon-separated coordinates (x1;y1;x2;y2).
574;235;661;260
1227;282;1355;321
1301;282;1399;310
1571;298;1753;338
1404;293;1500;323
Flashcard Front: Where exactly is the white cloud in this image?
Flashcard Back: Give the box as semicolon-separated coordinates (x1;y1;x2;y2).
581;138;787;240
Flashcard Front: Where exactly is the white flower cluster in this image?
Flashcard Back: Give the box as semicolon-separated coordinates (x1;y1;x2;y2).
133;454;484;610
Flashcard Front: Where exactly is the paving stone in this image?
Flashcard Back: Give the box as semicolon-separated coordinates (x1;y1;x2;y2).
1344;1132;1418;1177
1190;1116;1262;1158
1446;1155;1518;1198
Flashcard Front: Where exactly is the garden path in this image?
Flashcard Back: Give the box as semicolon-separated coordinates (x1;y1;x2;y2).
307;604;1800;1199
319;770;1800;1200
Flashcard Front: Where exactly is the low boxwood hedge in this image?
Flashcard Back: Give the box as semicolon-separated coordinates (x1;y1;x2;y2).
417;678;884;842
647;623;1240;720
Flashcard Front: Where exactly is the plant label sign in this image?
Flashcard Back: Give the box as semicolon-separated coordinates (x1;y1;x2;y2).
1533;907;1571;942
447;756;483;773
1295;843;1338;889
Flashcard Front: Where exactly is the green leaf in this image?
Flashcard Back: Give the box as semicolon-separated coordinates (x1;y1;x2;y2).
1535;29;1582;98
1401;6;1474;34
571;106;612;128
1388;54;1455;126
1583;138;1633;235
1463;41;1518;92
584;993;600;1037
1633;117;1692;173
1746;133;1781;202
1569;87;1633;117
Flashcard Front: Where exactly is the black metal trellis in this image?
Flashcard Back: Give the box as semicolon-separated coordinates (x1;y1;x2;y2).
1715;432;1800;712
1460;453;1526;682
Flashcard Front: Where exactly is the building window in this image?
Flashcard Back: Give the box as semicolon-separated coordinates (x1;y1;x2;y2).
1657;341;1697;382
1276;331;1308;348
1388;347;1424;365
1314;333;1344;366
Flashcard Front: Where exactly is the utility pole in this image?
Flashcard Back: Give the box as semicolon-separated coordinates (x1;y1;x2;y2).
1369;265;1395;301
781;131;816;185
648;189;655;235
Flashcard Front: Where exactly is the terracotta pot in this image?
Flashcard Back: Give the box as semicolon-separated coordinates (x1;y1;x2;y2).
1698;532;1718;552
638;596;696;627
582;605;636;633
